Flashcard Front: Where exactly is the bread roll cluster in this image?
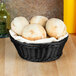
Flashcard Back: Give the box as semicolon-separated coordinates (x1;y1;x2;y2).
11;16;67;41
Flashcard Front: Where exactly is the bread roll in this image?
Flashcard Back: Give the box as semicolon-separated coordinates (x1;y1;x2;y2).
11;17;29;35
22;24;47;40
30;16;48;27
46;18;67;38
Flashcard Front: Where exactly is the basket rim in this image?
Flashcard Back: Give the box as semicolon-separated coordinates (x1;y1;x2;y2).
9;30;68;44
10;35;68;46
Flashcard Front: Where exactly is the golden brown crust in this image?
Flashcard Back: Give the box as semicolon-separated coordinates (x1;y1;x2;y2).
11;17;29;35
22;24;46;41
46;25;58;38
38;25;47;38
46;18;67;39
30;16;48;27
61;27;67;37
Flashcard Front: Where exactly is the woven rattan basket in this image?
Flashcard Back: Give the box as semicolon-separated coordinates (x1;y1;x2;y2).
9;0;67;62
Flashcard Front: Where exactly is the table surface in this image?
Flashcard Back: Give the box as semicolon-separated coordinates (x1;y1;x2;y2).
0;34;76;76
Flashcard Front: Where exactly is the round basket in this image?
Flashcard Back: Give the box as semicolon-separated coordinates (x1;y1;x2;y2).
10;35;68;62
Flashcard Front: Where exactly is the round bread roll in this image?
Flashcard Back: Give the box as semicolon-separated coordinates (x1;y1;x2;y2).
30;16;48;27
46;18;67;38
22;24;47;40
11;17;29;35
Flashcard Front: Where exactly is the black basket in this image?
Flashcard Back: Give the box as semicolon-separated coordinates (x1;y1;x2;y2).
10;35;68;62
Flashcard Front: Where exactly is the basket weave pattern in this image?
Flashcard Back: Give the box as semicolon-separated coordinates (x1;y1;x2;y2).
10;36;68;62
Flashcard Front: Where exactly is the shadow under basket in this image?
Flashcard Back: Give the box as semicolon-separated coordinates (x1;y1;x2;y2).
10;35;68;62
